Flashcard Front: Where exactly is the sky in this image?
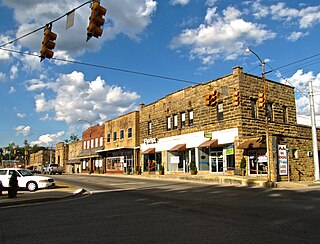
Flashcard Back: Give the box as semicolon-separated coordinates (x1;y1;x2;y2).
1;0;320;148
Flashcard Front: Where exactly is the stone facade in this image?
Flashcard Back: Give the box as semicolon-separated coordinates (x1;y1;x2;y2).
29;149;55;172
55;142;67;171
139;66;320;181
66;140;82;173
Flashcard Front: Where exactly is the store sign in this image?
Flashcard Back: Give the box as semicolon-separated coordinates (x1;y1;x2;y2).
171;156;180;164
144;138;157;145
278;145;288;176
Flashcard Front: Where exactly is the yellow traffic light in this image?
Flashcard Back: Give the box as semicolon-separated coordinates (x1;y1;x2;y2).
87;0;107;41
233;89;240;106
205;90;218;107
40;24;57;61
258;92;265;108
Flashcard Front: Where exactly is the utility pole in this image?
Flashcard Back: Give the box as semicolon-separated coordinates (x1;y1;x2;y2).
309;80;320;181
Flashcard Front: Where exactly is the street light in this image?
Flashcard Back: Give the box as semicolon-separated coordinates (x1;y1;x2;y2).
245;48;271;183
78;119;93;174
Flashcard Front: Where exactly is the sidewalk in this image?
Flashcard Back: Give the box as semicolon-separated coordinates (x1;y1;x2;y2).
0;183;84;208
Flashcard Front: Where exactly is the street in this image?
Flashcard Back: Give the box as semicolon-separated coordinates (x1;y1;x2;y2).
1;174;320;243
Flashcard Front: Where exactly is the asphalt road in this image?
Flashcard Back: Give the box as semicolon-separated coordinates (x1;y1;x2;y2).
1;174;320;243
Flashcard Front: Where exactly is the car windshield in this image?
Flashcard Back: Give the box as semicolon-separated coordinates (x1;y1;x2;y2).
17;169;33;176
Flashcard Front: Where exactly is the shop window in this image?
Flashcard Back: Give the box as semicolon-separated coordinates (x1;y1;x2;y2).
251;98;257;119
189;110;194;126
181;112;186;128
107;133;111;143
267;102;273;121
217;102;224;121
128;128;132;138
173;114;178;129
167;116;171;130
120;129;124;140
148;121;152;135
199;148;209;171
113;132;117;141
282;106;288;123
292;149;298;159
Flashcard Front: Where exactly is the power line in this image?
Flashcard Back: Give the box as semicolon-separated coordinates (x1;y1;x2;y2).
0;46;198;85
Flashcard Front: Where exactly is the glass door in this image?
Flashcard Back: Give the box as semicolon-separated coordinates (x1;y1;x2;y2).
210;151;223;173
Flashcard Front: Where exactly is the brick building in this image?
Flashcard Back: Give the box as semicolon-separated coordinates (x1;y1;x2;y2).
78;124;104;173
139;66;320;182
97;111;140;174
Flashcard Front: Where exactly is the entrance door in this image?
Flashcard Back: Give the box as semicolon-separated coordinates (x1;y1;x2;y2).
211;151;223;173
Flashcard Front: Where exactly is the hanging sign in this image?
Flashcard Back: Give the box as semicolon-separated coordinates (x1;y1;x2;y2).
278;145;288;176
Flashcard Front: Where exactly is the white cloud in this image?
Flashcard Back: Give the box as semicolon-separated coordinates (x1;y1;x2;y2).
31;131;65;147
170;6;275;64
28;71;140;125
286;31;308;42
170;0;190;6
0;72;6;81
10;64;19;80
17;113;26;118
206;0;218;7
9;87;16;94
14;125;32;137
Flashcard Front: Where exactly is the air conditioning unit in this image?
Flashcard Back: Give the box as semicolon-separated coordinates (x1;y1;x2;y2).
307;151;313;157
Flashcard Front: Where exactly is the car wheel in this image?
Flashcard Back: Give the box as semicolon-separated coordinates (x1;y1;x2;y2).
27;181;38;192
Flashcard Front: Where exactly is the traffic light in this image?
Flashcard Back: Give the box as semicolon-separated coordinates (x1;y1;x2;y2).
233;89;240;106
258;92;265;108
40;24;57;62
87;0;107;41
205;90;218;107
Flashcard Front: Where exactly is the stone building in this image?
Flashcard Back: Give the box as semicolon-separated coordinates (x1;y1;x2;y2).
55;142;68;172
65;140;82;173
97;111;140;174
78;124;104;173
29;149;55;172
139;66;320;182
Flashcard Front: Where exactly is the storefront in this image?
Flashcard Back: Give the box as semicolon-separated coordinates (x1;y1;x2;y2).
141;128;238;174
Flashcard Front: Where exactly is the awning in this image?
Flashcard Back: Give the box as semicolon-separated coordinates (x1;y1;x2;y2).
238;138;266;149
142;148;156;154
198;139;218;148
169;144;186;151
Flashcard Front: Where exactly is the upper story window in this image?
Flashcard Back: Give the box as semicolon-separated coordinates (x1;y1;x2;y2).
95;138;98;147
251;99;257;119
113;132;117;141
107;133;111;143
100;137;103;146
148;121;152;135
282;106;288;123
267;102;273;121
181;112;186;128
173;114;178;129
120;129;124;140
84;141;87;150
217;102;224;121
91;139;94;148
128;128;132;138
188;110;194;126
167;116;171;131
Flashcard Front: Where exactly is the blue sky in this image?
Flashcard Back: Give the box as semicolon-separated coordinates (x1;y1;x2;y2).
1;0;320;148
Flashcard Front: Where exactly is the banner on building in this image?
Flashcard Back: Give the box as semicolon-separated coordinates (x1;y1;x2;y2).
278;145;288;176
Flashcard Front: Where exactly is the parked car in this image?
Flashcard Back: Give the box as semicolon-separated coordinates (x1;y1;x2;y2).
0;168;55;192
42;164;63;175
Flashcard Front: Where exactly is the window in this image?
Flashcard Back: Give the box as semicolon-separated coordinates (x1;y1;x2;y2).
91;139;94;148
282;106;288;123
113;132;117;141
173;114;178;129
267;102;273;121
84;141;87;149
128;128;132;138
95;138;98;147
188;110;194;126
100;137;103;146
148;122;152;135
251;99;257;119
167;116;171;130
292;149;298;159
107;133;111;143
120;129;124;140
217;102;224;121
181;112;186;128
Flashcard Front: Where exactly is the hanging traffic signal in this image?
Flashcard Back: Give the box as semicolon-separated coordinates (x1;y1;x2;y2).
233;89;240;106
205;90;218;107
40;24;57;62
87;0;107;41
258;92;265;108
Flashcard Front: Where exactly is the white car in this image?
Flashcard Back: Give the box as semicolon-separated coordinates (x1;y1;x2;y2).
0;168;55;192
